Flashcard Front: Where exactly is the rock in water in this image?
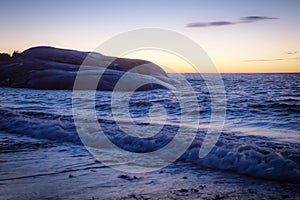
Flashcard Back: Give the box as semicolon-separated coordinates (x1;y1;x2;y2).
0;46;172;91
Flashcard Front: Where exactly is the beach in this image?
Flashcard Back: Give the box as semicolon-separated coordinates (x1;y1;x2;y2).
1;133;299;200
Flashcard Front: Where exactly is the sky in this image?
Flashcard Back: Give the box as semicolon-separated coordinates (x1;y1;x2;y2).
0;0;299;73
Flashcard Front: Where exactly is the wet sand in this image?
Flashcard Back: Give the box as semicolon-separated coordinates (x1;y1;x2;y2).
1;134;299;200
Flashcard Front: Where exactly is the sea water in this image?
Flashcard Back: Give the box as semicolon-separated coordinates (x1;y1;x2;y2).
0;73;299;182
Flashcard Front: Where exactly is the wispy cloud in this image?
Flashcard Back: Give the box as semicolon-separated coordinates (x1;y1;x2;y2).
240;16;279;22
187;15;279;28
187;21;235;28
243;57;300;62
243;58;284;62
287;51;298;55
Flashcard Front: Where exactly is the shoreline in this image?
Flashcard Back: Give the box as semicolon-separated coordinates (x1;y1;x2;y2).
0;133;299;200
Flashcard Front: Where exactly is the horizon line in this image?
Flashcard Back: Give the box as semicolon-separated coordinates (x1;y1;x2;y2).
169;72;300;74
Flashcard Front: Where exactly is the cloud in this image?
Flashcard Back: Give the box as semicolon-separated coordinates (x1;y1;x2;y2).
243;57;300;62
187;21;235;28
287;51;298;55
240;16;279;22
243;58;284;62
243;52;300;62
187;15;279;28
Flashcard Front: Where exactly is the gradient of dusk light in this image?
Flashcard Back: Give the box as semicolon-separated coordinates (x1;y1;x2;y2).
0;0;299;73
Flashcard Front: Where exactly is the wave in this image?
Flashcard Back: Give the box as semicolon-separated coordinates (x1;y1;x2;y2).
0;107;80;144
183;136;300;182
0;107;299;182
249;102;299;110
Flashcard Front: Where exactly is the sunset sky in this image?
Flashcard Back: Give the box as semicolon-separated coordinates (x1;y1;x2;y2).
0;0;299;73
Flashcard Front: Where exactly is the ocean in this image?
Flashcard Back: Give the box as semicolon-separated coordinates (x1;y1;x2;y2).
0;73;299;199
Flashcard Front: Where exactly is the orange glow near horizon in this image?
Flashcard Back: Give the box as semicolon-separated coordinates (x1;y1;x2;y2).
1;45;299;74
214;58;300;74
122;50;198;73
122;50;300;74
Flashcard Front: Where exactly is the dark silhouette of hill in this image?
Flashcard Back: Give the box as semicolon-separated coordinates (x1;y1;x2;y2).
0;46;170;90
